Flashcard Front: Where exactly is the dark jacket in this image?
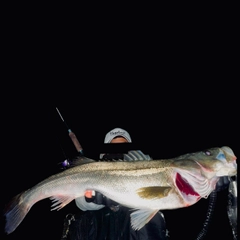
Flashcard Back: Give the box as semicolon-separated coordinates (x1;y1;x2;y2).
66;206;168;240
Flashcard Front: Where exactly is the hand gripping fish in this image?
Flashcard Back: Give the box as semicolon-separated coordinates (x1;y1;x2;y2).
4;146;237;234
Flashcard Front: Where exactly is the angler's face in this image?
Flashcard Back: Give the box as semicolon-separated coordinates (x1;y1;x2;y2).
111;137;129;143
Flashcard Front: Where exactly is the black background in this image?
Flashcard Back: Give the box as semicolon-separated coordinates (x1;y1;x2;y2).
1;7;238;240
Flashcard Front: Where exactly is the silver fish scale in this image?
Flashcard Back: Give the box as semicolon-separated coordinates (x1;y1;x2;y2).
88;167;178;210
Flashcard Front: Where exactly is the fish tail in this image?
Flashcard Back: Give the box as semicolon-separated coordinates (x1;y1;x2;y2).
4;191;31;234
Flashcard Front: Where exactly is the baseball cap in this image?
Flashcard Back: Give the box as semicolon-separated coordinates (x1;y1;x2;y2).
104;128;132;143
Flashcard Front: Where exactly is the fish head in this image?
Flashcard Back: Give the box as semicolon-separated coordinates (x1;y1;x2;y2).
172;146;237;205
190;146;237;178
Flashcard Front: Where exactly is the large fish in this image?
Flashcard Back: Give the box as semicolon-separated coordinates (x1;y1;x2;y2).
4;146;237;234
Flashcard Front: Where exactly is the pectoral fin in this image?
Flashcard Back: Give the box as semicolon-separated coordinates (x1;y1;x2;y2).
130;209;159;230
136;186;172;199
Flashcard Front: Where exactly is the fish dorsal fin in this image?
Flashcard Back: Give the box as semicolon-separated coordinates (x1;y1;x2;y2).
68;156;95;167
130;209;159;230
136;186;172;199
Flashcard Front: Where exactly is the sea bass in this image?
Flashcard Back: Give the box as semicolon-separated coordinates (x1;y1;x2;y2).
4;146;237;234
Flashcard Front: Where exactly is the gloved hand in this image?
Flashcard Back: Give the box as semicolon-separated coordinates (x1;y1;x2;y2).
215;176;230;191
85;191;120;211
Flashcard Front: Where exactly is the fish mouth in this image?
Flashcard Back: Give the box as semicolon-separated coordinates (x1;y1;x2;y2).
217;147;237;177
221;146;237;162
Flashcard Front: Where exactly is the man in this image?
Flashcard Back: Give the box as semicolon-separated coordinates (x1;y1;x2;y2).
62;128;169;240
61;128;231;240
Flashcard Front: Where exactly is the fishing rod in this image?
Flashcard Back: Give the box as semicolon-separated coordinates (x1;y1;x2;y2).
56;107;84;170
56;107;86;239
56;107;84;156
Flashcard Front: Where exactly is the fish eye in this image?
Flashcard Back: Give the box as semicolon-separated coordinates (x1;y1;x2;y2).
204;150;211;156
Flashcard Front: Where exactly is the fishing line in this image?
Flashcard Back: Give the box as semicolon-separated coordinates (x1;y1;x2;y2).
57;140;71;169
55;107;84;169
